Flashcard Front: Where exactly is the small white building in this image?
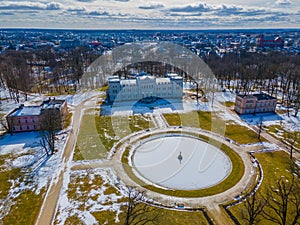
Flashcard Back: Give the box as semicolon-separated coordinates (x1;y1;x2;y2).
107;73;183;103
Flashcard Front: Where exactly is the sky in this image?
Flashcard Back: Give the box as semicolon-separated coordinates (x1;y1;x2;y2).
0;0;299;29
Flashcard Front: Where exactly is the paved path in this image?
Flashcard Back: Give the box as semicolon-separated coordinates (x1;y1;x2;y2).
35;96;98;225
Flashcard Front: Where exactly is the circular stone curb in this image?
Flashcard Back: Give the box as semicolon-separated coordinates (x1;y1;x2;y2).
110;127;257;208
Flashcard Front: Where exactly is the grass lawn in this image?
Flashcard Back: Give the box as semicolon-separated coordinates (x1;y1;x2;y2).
163;111;263;144
0;154;45;225
58;168;208;225
92;206;210;225
73;111;154;161
0;155;22;199
229;151;292;225
222;101;235;107
2;189;45;225
63;112;73;129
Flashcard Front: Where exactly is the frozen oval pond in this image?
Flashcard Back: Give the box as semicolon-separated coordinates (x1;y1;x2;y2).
132;135;232;190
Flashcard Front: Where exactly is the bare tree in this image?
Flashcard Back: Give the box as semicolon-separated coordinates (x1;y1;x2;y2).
241;191;266;225
257;117;264;141
286;131;299;160
262;172;300;225
1;51;33;102
123;186;160;225
0;117;13;135
39;109;61;156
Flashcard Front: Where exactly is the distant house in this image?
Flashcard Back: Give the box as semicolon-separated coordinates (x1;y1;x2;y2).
107;73;183;103
6;98;68;133
235;94;277;115
256;35;284;48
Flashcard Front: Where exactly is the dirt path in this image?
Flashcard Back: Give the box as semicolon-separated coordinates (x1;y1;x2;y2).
35;96;98;225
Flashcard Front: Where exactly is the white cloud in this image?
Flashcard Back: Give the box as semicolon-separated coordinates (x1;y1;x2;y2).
0;0;299;29
46;2;61;10
138;2;164;10
275;0;292;5
0;1;61;11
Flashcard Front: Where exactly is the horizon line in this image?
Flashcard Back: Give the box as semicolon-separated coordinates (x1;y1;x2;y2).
1;27;300;32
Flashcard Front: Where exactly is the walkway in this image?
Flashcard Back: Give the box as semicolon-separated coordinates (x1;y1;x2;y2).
151;109;168;129
35;96;98;225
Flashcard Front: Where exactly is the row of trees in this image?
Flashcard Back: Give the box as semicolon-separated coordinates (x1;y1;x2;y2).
205;51;300;116
0;47;99;103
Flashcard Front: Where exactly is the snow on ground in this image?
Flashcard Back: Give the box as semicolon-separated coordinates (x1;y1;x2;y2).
239;106;300;132
241;142;281;151
55;168;124;225
219;90;236;102
12;154;37;167
0;130;69;193
101;96;223;116
0;132;40;155
0;89;43;115
66;90;102;106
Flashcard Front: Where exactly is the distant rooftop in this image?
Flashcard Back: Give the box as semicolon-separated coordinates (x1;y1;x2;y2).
238;93;277;100
253;93;277;100
42;99;65;110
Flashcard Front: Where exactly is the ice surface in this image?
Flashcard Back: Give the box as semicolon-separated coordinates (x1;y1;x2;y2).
133;135;232;190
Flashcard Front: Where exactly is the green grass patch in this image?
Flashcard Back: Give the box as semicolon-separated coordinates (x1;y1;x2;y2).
163;111;264;144
229;151;292;225
2;189;45;225
122;132;244;198
157;209;209;225
0;155;23;199
222;101;235;107
104;186;120;196
63;112;72;129
73;112;154;161
67;174;104;203
225;124;264;144
64;215;85;225
93;205;209;225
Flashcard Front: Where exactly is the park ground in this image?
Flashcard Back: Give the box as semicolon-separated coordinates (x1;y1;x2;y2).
0;88;300;225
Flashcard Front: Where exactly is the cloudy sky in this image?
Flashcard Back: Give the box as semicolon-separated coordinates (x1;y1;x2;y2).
0;0;299;29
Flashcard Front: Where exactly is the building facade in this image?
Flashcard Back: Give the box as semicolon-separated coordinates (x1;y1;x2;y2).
235;93;277;115
107;73;183;103
6;98;68;133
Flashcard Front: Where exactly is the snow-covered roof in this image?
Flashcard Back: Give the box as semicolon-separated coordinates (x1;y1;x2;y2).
9;106;41;117
109;78;120;82
120;79;136;86
166;73;179;77
156;78;171;84
138;76;155;81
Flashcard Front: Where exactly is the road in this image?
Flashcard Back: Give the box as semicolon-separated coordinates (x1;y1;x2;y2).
35;95;98;225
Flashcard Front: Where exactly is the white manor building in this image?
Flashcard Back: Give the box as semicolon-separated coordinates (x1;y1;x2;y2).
107;73;183;103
